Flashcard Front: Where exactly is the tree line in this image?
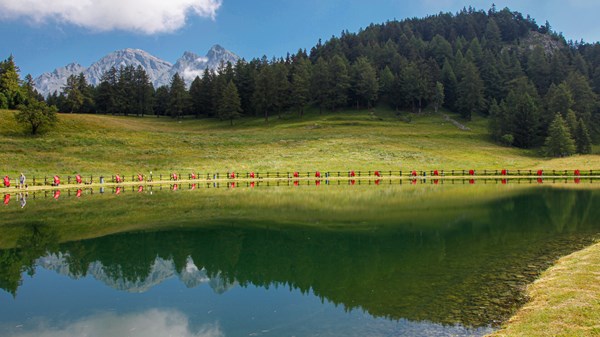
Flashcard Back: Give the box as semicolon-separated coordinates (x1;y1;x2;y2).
2;6;599;156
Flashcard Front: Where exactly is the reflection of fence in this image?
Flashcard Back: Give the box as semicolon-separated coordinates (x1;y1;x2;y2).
4;177;600;206
7;169;600;188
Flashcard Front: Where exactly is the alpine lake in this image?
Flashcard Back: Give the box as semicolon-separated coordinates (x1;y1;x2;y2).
1;177;599;337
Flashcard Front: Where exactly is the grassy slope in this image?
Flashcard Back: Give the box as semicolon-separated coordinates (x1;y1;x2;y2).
1;108;599;177
489;241;600;337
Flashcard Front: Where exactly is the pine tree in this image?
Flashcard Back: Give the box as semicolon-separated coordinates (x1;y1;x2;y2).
544;113;575;157
327;55;350;111
95;67;118;115
272;61;290;118
290;58;311;117
153;86;170;117
0;55;24;109
167;73;189;119
575;118;592;154
441;59;458;110
433;82;444;113
133;66;153;117
63;74;83;113
310;57;330;114
456;61;484;120
189;76;203;118
351;57;379;109
253;62;275;122
218;80;242;125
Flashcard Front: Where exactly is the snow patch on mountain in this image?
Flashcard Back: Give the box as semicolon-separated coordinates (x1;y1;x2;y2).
33;45;240;97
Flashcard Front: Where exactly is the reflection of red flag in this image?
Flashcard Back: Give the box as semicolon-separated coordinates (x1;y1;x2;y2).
537;178;543;184
190;184;196;190
138;185;144;193
315;180;321;186
502;179;507;185
350;180;356;185
575;178;581;184
469;179;475;184
53;190;61;199
411;179;417;185
3;194;10;205
230;182;236;188
293;181;299;187
433;179;439;185
173;184;178;191
375;179;380;185
76;189;82;198
250;182;255;188
115;187;121;195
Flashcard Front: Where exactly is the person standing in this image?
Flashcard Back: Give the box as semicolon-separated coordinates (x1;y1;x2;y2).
19;173;25;189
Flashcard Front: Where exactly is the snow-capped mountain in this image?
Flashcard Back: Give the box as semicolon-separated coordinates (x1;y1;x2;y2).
37;253;237;294
84;48;173;88
33;63;86;99
158;44;240;86
33;45;240;97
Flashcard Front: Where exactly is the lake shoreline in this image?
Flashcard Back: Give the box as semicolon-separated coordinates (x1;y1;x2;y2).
488;240;600;336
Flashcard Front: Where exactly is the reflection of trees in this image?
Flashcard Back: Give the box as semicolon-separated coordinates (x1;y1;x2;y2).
1;189;599;327
0;223;58;296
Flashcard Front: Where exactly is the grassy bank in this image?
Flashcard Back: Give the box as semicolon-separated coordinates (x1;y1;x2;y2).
489;241;600;337
1;108;599;178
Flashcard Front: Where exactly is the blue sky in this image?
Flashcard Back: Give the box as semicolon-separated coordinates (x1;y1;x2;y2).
1;0;599;78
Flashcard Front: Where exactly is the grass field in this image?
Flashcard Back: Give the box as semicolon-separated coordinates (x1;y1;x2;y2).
1;108;599;178
489;240;600;337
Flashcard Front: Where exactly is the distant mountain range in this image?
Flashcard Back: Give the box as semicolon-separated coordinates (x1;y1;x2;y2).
38;253;237;294
33;44;240;97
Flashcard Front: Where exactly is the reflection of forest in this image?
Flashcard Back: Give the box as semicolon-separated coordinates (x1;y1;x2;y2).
1;188;599;328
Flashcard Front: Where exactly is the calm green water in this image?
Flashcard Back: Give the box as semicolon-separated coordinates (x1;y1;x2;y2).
0;180;599;337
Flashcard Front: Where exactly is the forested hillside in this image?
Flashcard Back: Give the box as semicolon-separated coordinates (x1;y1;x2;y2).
1;6;599;154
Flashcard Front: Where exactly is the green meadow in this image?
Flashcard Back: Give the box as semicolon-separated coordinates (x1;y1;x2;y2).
1;108;598;178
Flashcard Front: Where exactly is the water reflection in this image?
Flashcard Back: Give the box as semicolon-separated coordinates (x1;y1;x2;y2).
1;184;599;333
4;309;224;337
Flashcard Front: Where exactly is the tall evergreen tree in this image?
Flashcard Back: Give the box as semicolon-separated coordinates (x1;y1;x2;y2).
310;57;330;114
167;73;189;119
0;55;24;109
544;113;576;157
290;57;311;117
63;74;83;113
218;80;242;125
575;118;593;154
153;86;170;117
456;61;484;120
327;55;350;110
433;81;445;113
351;57;379;109
441;59;458;110
95;67;118;115
253;62;275;121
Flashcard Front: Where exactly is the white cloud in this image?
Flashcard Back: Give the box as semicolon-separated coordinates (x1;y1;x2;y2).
0;0;222;34
8;309;225;337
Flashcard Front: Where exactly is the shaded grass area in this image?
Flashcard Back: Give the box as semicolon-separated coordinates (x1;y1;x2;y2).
2;108;598;178
489;241;600;337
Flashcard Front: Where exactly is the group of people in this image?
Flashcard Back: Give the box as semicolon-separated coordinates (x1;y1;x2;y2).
3;173;27;189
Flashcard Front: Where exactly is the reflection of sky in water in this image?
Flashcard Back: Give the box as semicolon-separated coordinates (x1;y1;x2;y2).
0;267;493;337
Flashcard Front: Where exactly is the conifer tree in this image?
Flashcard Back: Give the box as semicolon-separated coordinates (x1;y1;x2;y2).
456;61;484;120
290;58;311;117
327;55;350;110
575;118;592;154
544;113;575;157
0;55;24;109
63;74;83;113
167;73;189;119
351;57;379;109
218;80;242;125
441;59;458;110
433;82;444;113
